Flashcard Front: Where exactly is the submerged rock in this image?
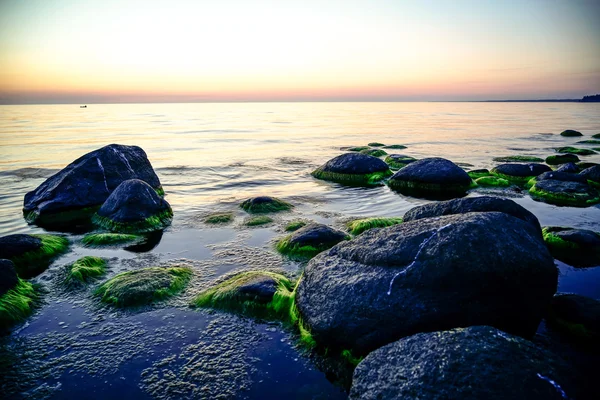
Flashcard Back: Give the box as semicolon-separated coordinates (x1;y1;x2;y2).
577;140;600;145
555;146;596;156
204;212;234;224
93;179;173;233
546;293;600;345
387;157;472;199
491;163;551;183
0;234;69;278
526;171;588;189
546;154;580;165
349;326;578;400
311;153;392;186
244;215;273;226
493;155;544;163
560;129;582;137
0;259;19;296
367;142;385;147
96;266;192;307
403;196;541;233
542;226;600;267
347;217;403;235
295;212;556;354
359;148;387;157
384;154;417;170
529;179;600;207
555;162;579;173
284;220;307;232
276;223;349;258
383;144;407;149
239;196;293;213
23;144;162;228
346;146;370;152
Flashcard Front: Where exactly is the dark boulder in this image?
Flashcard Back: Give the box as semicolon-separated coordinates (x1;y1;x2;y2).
546;154;580;165
555;146;596;156
0;234;41;259
235;276;279;303
580;165;600;186
532;171;588;185
23;144;162;228
546;293;600;345
0;259;19;296
529;179;600;207
295;212;557;354
93;179;173;233
403;196;541;233
0;234;69;278
542;226;600;267
350;326;579;400
276;223;349;258
239;196;293;213
560;129;582;137
387;157;472;199
491;163;551;183
312;153;392;186
555;163;579;173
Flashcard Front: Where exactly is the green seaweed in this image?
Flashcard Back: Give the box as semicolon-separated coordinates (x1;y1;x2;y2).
542;227;579;251
23;205;100;226
10;234;70;277
245;216;274;226
475;176;511;187
492;155;544;163
546;154;579;165
576;140;600;145
529;183;600;207
467;169;491;180
367;142;385;147
82;233;142;247
0;279;40;330
347;217;403;235
284;220;307;232
65;256;107;286
239;198;293;213
155;186;165;197
383;144;407;149
205;212;234;224
311;168;392;186
276;234;349;259
92;208;173;233
341;349;364;367
555;146;597;156
489;169;536;185
359;149;387;157
384;155;417;170
96;266;192;307
347;146;370;152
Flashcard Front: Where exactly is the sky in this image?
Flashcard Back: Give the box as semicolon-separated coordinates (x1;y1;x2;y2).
0;0;599;103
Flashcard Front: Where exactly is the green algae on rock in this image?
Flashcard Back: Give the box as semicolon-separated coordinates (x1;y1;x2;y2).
244;216;274;226
384;154;417;170
312;153;393;186
546;154;580;165
347;217;403;235
276;224;349;259
529;180;600;207
284;220;307;232
0;234;70;278
239;196;293;213
346;146;370;152
359;148;387;157
204;212;234;224
82;232;142;247
367;142;385;147
542;226;600;267
560;129;583;137
383;144;407;149
490;163;551;184
65;256;107;286
96;266;192;307
577;140;600;145
555;146;597;156
593;133;600;139
474;176;511;187
0;278;40;331
492;155;544;163
546;293;600;346
467;169;491;180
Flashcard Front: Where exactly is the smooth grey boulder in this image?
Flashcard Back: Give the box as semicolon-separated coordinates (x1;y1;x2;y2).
349;326;578;400
295;212;557;354
0;259;19;296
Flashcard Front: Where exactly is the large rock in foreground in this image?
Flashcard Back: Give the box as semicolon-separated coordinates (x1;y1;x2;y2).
93;179;173;233
23;144;162;228
350;326;578;400
295;212;557;354
312;153;392;186
387;157;472;199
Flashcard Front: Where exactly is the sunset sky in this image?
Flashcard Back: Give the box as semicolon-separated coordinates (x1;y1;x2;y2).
0;0;599;104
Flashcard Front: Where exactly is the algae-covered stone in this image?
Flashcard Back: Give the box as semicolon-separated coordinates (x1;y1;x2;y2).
65;256;107;286
350;326;579;400
359;149;387;157
593;133;600;139
0;234;69;278
493;155;544;163
240;196;293;213
346;146;370;152
475;176;510;187
244;216;273;226
491;163;551;184
23;144;163;228
384;154;417;170
467;169;491;179
560;129;582;137
542;226;600;266
387;157;473;199
347;217;403;235
546;293;600;345
546;154;580;165
82;232;143;247
383;144;407;149
205;212;234;224
367;142;385;147
96;266;192;307
526;171;588;189
296;212;556;354
312;153;392;186
284;220;307;232
577;140;600;145
580;165;600;187
577;162;599;170
555;163;579;173
0;277;40;331
555;146;596;156
93;179;173;233
276;223;349;258
529;180;600;207
193;271;295;322
0;259;19;296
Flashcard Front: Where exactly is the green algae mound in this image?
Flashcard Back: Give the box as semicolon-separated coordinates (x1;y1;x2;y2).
239;196;293;213
0;279;40;330
467;169;491;180
555;146;597;156
96;266;192;307
359;148;387;157
367;142;385;147
284;220;307;232
347;217;403;235
384;155;417;170
244;216;274;226
65;256;107;286
474;176;511;187
82;233;142;247
492;155;544;163
205;212;234;224
383;144;407;149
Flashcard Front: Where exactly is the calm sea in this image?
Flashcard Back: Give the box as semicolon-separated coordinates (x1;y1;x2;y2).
0;102;599;399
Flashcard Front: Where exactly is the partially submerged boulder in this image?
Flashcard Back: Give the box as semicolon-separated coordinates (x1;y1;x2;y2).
555;146;596;156
580;165;600;187
359;149;387;157
93;179;173;233
276;223;349;258
82;233;143;248
403;196;542;233
295;212;556;354
560;129;582;137
23;144;162;228
546;293;600;345
367;142;385;147
384;154;417;170
383;144;407;149
95;266;192;307
387;157;473;199
542;226;600;267
493;155;544;163
0;259;19;296
491;163;551;184
526;171;588;189
546;154;580;165
349;326;578;400
311;153;392;186
239;196;293;213
0;234;69;278
529;180;600;207
347;217;403;235
204;212;234;224
555;162;579;173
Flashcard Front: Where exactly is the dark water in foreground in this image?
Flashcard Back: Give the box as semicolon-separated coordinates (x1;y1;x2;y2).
0;102;599;399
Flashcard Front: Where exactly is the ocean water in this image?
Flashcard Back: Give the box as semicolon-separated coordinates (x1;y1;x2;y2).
0;102;599;399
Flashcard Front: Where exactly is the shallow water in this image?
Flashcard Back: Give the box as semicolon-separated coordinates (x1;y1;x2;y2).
0;102;599;398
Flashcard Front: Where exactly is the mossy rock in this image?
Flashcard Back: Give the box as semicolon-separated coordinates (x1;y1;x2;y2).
529;180;600;207
0;277;40;331
205;212;234;224
65;256;107;287
492;155;544;163
346;146;370;152
359;149;388;157
347;217;403;235
546;154;580;165
193;271;295;322
240;196;293;213
312;153;393;186
0;234;70;278
475;176;511;187
82;233;143;247
592;133;600;139
555;146;596;156
560;129;582;137
367;142;385;147
580;165;600;188
384;154;417;170
490;163;551;186
576;140;600;145
284;220;307;232
383;144;407;150
546;293;600;346
276;224;349;259
467;169;491;180
525;171;587;189
244;216;274;226
96;266;192;307
577;162;599;170
542;226;600;266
